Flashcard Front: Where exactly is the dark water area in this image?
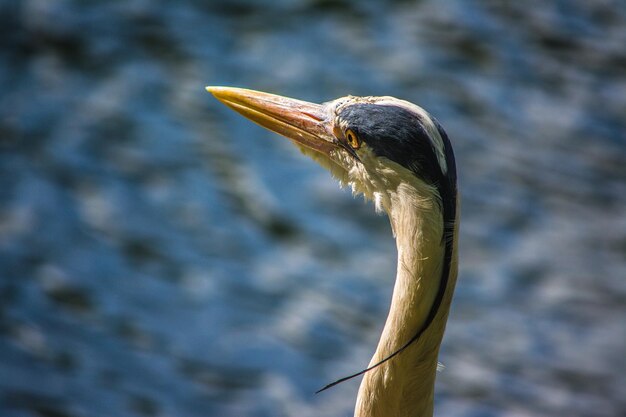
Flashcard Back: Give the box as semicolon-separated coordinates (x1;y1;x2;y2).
1;1;625;416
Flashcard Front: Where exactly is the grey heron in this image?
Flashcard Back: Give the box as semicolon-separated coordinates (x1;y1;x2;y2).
206;86;459;417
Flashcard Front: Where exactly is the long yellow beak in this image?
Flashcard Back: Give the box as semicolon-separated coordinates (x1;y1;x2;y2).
206;86;338;156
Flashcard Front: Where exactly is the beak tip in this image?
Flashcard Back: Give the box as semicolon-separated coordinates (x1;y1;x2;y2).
205;85;223;96
205;86;245;103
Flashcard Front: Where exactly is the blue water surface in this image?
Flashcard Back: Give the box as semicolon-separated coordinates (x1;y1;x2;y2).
1;1;625;416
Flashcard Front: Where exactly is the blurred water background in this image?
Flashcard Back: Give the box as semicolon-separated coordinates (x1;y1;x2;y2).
1;1;625;416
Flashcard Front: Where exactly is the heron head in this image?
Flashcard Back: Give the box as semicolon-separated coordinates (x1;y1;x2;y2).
206;87;456;214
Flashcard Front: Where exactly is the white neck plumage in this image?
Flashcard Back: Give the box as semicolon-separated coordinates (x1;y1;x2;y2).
354;181;459;417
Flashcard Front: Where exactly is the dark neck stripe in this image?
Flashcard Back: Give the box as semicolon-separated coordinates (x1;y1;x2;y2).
418;119;457;344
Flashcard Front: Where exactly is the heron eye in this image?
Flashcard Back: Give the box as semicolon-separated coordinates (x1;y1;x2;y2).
345;129;361;149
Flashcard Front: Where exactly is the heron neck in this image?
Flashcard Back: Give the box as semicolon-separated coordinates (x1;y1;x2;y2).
355;184;457;417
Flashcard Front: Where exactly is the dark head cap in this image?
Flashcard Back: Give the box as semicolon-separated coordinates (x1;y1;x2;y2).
338;103;456;191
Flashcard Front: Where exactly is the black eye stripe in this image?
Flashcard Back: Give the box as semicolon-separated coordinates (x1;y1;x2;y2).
338;104;451;182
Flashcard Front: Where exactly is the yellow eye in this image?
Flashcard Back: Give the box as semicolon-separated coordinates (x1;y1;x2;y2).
345;129;360;149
